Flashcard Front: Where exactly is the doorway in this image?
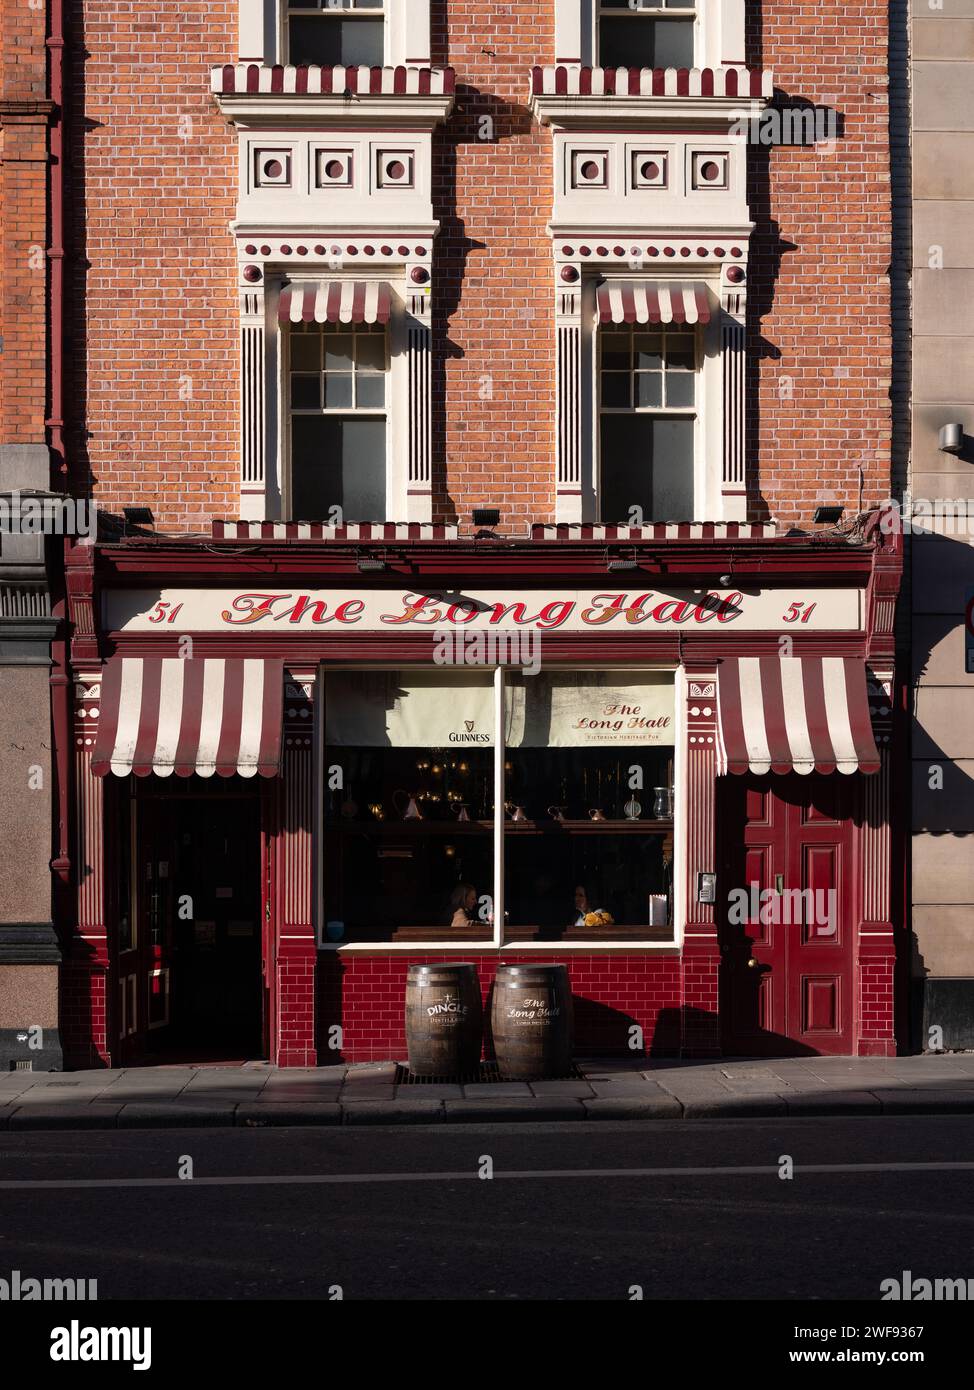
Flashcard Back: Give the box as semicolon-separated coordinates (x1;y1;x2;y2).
114;783;265;1064
717;774;856;1055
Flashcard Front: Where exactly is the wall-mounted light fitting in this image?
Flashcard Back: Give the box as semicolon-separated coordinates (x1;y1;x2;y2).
939;423;964;455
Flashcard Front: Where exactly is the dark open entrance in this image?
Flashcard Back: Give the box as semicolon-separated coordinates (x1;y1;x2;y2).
113;781;265;1065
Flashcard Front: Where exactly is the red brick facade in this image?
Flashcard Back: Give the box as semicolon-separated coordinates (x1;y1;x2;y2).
0;0;50;444
67;1;892;531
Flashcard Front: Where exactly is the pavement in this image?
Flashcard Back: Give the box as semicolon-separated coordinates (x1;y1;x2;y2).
3;1052;974;1129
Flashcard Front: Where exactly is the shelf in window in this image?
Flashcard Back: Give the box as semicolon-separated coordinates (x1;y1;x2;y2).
325;818;674;835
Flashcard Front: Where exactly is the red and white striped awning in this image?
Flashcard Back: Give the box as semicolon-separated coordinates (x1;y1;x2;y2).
596;281;711;326
91;658;284;779
279;280;392;326
716;657;880;776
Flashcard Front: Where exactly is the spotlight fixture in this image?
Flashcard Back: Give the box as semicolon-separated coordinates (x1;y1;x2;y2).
606;549;638;573
939;423;964;455
812;505;844;525
356;553;387;573
472;507;500;528
719;574;733;586
122;506;154;527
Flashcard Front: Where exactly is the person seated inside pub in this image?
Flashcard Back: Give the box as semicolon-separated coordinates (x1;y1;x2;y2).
449;882;478;928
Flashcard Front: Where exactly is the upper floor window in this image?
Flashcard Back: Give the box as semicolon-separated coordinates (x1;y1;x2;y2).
288;321;388;520
597;0;696;69
599;323;697;522
287;0;385;67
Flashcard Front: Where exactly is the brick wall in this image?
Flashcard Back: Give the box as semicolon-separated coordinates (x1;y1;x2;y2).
66;0;892;531
0;0;49;444
748;0;893;526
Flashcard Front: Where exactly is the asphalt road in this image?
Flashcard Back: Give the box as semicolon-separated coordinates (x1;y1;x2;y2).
0;1116;972;1301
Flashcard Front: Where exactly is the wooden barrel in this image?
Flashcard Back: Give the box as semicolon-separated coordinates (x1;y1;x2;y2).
491;964;573;1080
405;963;483;1078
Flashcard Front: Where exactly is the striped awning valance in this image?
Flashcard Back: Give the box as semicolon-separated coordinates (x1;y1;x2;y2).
596;281;712;326
91;658;284;779
716;657;881;777
279;280;393;326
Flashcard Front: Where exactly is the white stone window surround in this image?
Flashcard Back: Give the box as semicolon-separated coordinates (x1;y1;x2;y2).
238;0;431;66
555;0;745;68
588;275;722;524
239;267;433;523
556;269;746;524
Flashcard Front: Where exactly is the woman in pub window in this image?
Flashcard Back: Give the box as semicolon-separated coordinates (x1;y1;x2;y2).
449;883;478;929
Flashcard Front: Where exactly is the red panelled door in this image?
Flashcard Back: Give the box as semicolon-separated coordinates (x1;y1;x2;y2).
718;775;855;1055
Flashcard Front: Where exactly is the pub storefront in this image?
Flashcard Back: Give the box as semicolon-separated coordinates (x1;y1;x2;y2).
60;514;903;1067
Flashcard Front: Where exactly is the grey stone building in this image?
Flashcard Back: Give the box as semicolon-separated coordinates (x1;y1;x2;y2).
909;0;974;1049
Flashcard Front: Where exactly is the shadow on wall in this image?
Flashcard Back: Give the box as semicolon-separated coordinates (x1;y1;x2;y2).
909;524;974;1026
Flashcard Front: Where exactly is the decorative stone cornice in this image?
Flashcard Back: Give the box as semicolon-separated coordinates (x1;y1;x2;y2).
530;65;772;126
212;64;455;128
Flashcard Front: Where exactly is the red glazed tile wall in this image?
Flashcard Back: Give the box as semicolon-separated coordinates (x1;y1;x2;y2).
317;951;694;1062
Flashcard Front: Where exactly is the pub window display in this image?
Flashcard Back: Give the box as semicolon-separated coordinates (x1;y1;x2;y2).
322;669;676;943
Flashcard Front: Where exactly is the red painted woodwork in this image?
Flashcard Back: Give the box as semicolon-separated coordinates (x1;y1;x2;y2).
718;774;855;1055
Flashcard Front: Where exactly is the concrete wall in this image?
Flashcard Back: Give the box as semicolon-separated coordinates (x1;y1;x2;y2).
910;0;974;1041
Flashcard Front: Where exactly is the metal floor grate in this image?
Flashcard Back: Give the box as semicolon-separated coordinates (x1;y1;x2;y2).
395;1061;583;1085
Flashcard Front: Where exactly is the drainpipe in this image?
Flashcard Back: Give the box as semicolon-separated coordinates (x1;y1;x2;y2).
46;0;72;918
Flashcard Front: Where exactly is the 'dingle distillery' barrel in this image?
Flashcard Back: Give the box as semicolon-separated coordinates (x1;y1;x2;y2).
491;964;573;1080
405;963;483;1078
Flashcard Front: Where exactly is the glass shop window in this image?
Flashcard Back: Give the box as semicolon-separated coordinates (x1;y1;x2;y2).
321;668;676;945
503;672;675;940
322;671;496;943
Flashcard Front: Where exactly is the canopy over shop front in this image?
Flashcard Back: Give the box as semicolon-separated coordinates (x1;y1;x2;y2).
715;655;880;776
91;657;284;778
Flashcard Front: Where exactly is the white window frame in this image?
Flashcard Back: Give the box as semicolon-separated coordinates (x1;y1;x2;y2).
595;1;699;71
582;282;723;524
275;278;408;523
318;663;685;954
597;319;701;525
554;0;745;69
281;1;387;69
285;318;392;523
238;0;431;66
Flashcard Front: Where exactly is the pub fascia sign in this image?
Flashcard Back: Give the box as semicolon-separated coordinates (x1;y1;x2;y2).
106;587;863;633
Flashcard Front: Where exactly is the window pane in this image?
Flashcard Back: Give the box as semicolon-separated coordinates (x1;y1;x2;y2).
323;373;354;408
633;334;662;371
601;372;631;408
635;372;662;408
322;671;495;945
356;372;386;408
600;414;694;522
665;334;695;371
504;672;677;939
598;17;694;68
600;331;630;371
288;17;383;66
653;18;694;66
290;374;321;409
665;371;695;408
291;415;386;521
290;332;320;372
324;334;354;371
354;331;386;372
